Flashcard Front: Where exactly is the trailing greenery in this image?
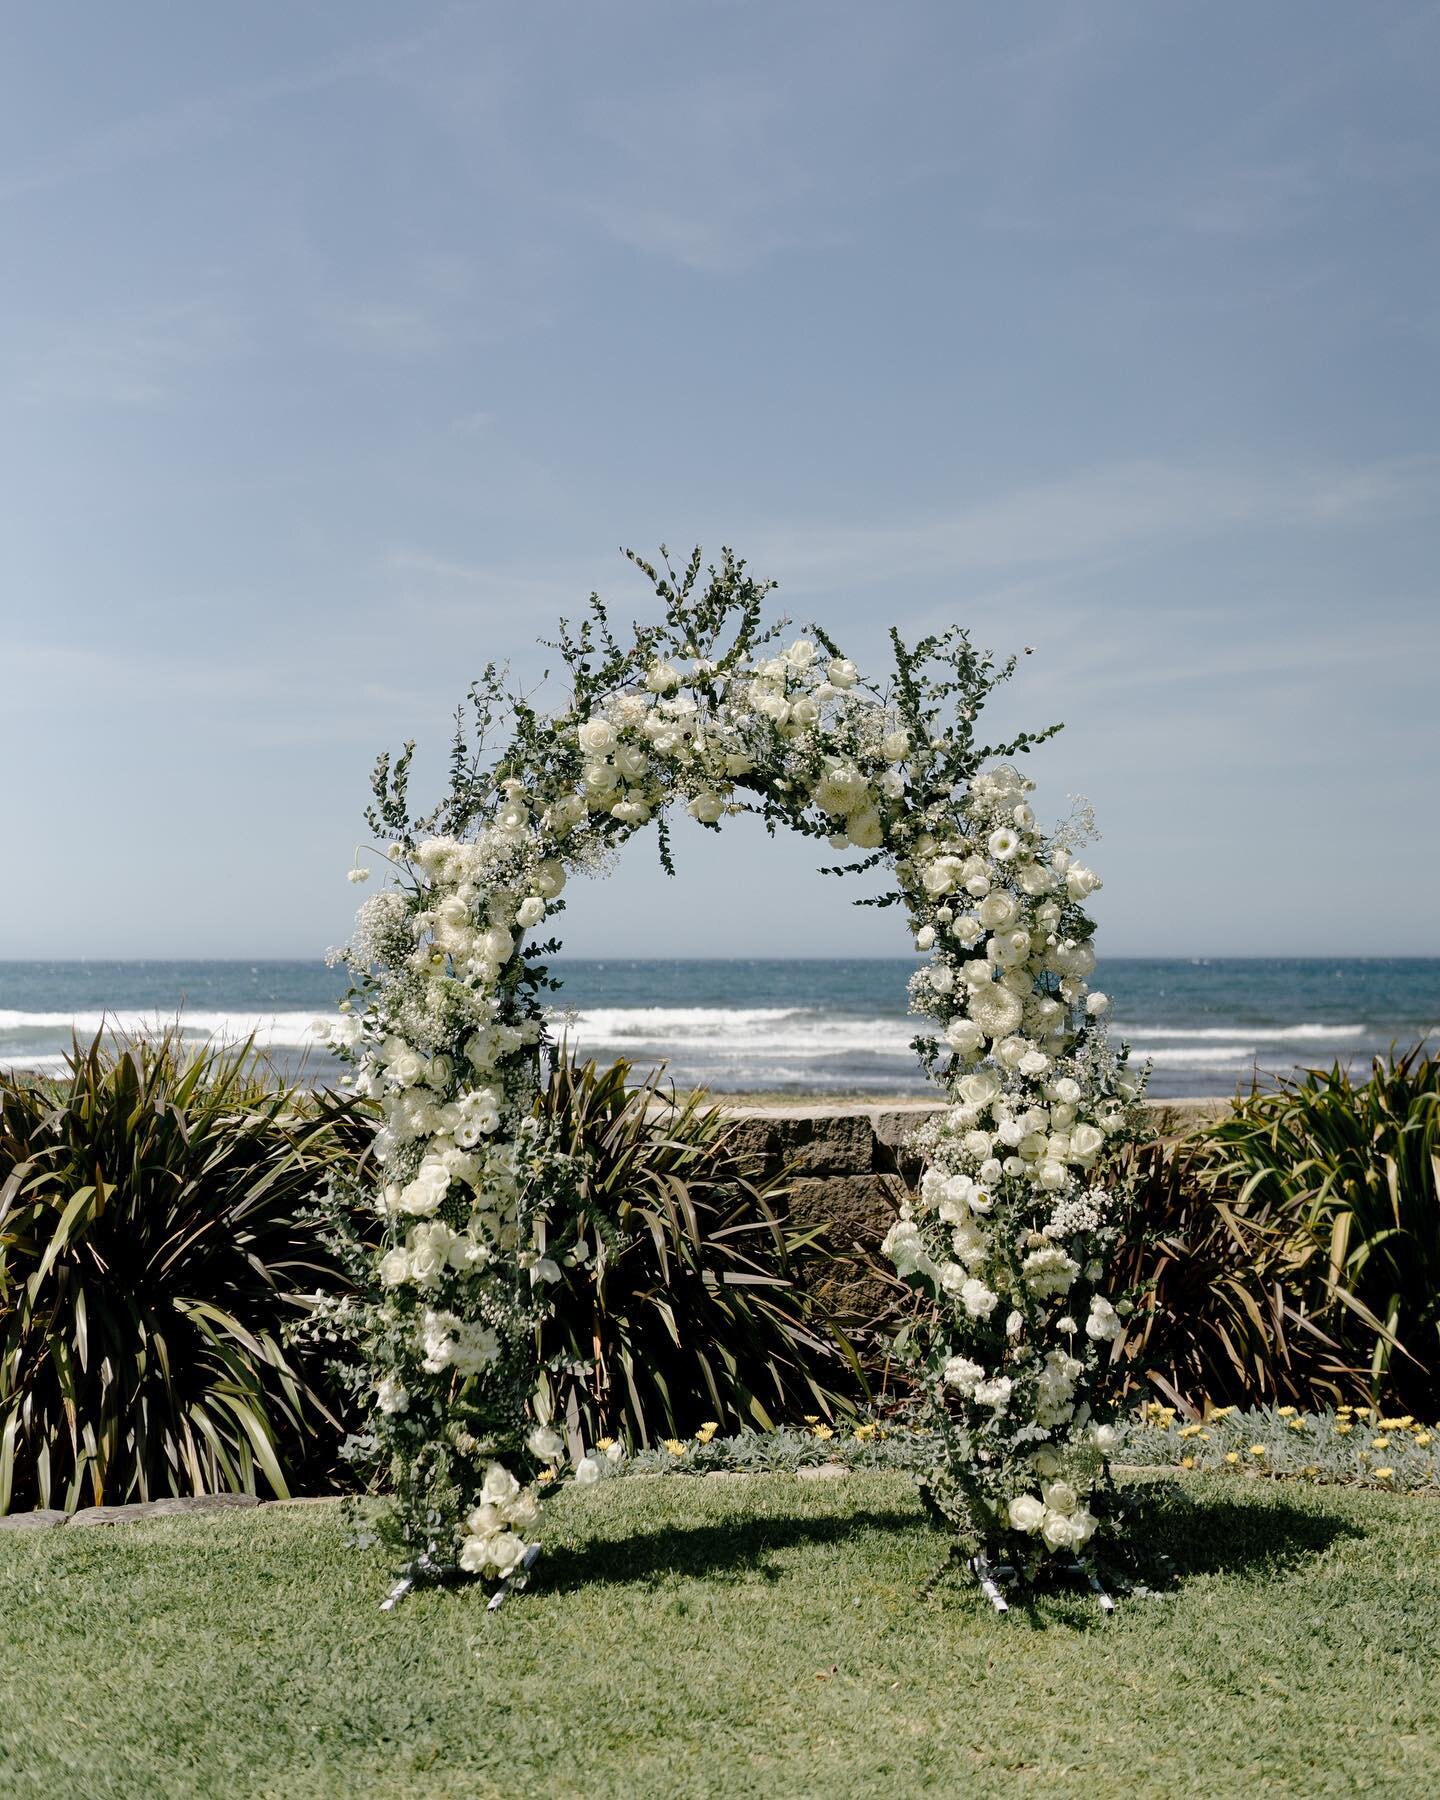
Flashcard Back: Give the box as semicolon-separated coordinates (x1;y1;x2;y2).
3;1474;1438;1797
0;1031;367;1512
533;1057;862;1448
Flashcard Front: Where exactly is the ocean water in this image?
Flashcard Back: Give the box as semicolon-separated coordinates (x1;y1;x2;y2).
1;958;1436;1098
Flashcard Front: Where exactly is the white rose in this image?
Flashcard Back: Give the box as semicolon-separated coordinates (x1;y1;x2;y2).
379;1248;411;1287
945;1019;985;1056
1066;864;1101;899
828;658;858;688
958;1070;1001;1109
786;637;817;668
480;925;515;963
1042;1479;1079;1517
516;897;545;928
527;1425;565;1461
574;1456;603;1487
881;730;910;761
1070;1123;1104;1161
614;742;649;782
687;791;725;824
915;926;936;952
927;962;955;994
1008;1493;1046;1534
1086;991;1110;1017
960;1277;999;1320
576;717;617;755
976;891;1020;930
481;1463;521;1506
534;859;567;898
645;662;681;693
942;1356;983;1394
847;809;884;850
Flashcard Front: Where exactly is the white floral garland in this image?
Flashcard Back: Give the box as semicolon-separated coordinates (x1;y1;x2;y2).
322;557;1144;1592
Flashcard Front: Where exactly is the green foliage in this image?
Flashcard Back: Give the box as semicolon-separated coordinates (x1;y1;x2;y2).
532;1056;863;1449
1111;1049;1440;1415
0;1031;367;1512
1186;1048;1440;1415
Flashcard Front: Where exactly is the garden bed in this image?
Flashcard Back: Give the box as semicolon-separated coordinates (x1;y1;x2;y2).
3;1471;1437;1797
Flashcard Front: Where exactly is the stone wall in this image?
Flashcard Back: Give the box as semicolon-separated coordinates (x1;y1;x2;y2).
719;1098;1230;1326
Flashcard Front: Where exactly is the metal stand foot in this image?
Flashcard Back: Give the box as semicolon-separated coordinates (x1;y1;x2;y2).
486;1542;543;1613
968;1553;1012;1613
1056;1555;1115;1615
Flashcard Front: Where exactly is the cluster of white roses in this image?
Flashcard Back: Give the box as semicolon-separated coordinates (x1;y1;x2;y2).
879;761;1141;1561
330;615;1138;1587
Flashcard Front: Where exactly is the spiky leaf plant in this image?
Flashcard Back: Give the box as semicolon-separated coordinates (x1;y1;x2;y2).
532;1057;863;1450
0;1030;367;1512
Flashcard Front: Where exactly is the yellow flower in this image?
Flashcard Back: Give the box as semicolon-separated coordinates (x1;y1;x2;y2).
1200;1431;1211;1441
1276;1406;1297;1418
664;1439;688;1458
1288;1419;1306;1432
812;1423;835;1440
1181;1455;1196;1470
1372;1436;1391;1450
596;1437;615;1452
1380;1416;1412;1430
803;1415;820;1425
1334;1421;1354;1436
1179;1423;1203;1439
853;1422;879;1442
1375;1467;1395;1480
1210;1406;1235;1420
1302;1465;1319;1477
695;1422;719;1444
1225;1452;1240;1465
537;1468;557;1484
1416;1432;1432;1448
1249;1444;1267;1457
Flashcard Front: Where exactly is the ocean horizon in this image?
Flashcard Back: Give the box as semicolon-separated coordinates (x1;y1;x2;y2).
2;956;1436;1099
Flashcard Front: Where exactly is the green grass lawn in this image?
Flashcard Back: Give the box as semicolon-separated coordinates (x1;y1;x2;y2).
3;1473;1437;1799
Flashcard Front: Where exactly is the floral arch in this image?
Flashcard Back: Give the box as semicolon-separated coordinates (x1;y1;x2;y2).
323;548;1146;1604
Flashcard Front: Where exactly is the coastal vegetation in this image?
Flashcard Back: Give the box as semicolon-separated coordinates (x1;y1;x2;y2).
1;1032;1437;1514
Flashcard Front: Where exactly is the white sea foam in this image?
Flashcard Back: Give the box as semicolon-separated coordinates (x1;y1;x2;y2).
1114;1023;1366;1043
552;1006;918;1060
0;1009;329;1049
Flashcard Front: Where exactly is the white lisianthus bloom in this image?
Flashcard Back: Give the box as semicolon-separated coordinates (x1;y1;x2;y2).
1008;1493;1046;1533
828;657;858;688
987;826;1021;862
847;809;884;850
527;1425;565;1461
881;1218;934;1280
959;1277;999;1320
1066;864;1101;899
376;1375;409;1414
687;791;726;824
1086;1296;1123;1342
1092;1423;1122;1456
974;1376;1013;1410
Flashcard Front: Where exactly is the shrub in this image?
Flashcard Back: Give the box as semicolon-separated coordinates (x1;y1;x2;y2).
1184;1048;1440;1415
0;1030;368;1512
532;1057;863;1450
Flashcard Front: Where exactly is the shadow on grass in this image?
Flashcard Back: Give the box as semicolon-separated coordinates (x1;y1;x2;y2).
1137;1484;1366;1583
540;1483;1364;1609
539;1507;918;1596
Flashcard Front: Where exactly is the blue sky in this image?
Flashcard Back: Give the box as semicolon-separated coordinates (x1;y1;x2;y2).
2;1;1438;959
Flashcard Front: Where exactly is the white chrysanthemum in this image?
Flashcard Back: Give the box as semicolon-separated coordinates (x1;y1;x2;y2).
966;983;1025;1039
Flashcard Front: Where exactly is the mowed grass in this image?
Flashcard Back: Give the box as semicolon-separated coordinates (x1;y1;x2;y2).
2;1473;1438;1799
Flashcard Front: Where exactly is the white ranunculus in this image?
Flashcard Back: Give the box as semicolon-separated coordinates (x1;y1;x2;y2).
1008;1493;1046;1533
480;925;515;964
1086;1296;1122;1342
